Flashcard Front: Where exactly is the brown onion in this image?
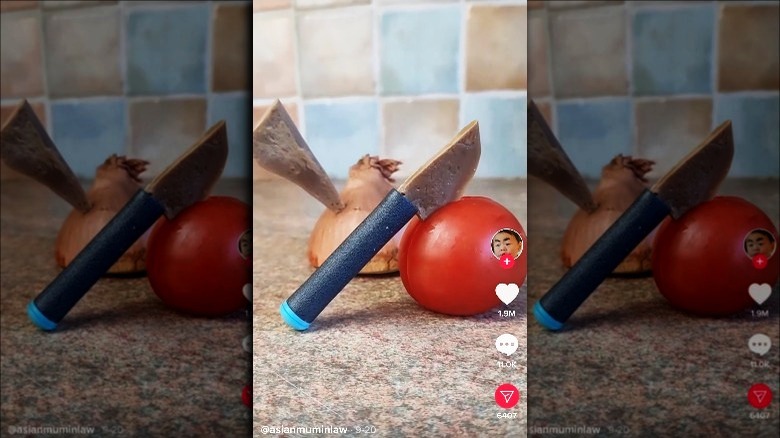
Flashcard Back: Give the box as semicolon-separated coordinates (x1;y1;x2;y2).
561;155;656;274
308;155;403;274
55;155;151;274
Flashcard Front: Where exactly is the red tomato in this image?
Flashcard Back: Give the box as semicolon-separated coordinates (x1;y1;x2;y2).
146;196;251;316
398;196;527;316
652;196;779;315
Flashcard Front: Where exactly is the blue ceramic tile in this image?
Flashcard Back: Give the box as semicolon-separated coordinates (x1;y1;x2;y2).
556;99;633;178
126;5;208;95
462;96;526;178
716;95;779;178
51;100;127;178
303;100;379;179
208;93;251;179
632;6;714;96
380;7;460;95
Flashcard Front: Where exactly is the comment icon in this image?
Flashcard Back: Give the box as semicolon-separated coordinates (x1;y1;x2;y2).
495;334;518;356
748;334;772;356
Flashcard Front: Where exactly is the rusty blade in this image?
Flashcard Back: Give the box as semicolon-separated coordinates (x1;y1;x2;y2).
527;100;596;212
652;120;734;219
147;120;228;218
252;101;344;212
0;100;90;212
399;121;481;219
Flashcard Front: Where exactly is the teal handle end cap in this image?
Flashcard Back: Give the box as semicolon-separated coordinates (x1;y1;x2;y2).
280;301;310;331
28;301;57;331
533;301;564;331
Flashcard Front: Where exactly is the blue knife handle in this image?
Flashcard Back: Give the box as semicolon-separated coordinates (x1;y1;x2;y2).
281;189;418;330
534;189;671;331
29;189;165;331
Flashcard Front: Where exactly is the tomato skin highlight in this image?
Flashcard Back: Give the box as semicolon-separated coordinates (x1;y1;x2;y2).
398;196;527;316
652;196;779;316
146;196;251;316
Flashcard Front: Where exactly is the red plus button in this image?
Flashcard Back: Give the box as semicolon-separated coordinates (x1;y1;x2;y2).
499;254;515;269
752;254;768;270
242;384;251;407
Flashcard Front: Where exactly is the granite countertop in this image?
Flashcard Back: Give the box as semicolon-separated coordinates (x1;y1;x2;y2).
252;179;528;437
526;178;780;437
0;178;251;436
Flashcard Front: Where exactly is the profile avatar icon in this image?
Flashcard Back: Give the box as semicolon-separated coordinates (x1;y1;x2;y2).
238;229;252;260
491;228;523;260
743;228;776;259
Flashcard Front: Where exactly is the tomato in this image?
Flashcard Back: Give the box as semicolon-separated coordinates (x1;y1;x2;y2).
652;196;779;316
146;196;251;316
398;196;527;316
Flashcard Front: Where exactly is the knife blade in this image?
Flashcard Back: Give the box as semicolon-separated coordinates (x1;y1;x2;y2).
28;121;229;331
527;99;596;213
253;100;344;212
280;121;481;331
533;120;734;331
0;99;90;212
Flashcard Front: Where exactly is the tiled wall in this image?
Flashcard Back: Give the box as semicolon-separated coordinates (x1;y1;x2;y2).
529;0;779;179
252;0;528;180
0;0;250;180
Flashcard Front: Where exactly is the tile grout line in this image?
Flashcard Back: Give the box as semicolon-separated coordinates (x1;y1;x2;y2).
459;0;467;129
206;0;215;134
120;0;130;156
133;87;539;110
542;5;557;133
277;90;530;109
36;6;51;134
29;93;230;106
711;1;720;130
629;1;734;13
291;5;305;138
626;2;637;156
548;90;780;107
115;1;219;12
374;0;383;157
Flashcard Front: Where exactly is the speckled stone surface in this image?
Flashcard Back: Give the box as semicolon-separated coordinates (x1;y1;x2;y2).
253;180;528;437
527;179;780;437
0;179;251;436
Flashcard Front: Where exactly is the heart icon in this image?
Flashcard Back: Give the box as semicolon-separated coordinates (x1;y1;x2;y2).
749;283;772;305
495;283;520;305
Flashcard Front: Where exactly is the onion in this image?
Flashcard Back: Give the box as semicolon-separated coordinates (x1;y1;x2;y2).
55;155;150;274
308;155;403;274
561;155;656;274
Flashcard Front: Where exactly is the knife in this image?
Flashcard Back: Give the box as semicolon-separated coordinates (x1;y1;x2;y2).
28;121;229;331
280;121;481;331
527;100;596;213
0;99;90;212
252;100;344;212
533;120;734;331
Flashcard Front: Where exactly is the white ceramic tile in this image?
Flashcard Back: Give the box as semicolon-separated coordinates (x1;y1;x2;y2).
298;7;374;97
